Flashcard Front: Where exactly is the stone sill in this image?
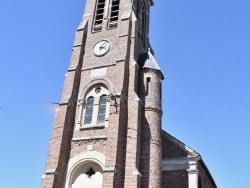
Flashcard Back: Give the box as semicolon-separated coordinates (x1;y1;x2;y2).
79;124;105;130
108;21;118;28
92;25;102;32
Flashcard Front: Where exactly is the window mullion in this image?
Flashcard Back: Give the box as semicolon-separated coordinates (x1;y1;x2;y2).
92;97;100;125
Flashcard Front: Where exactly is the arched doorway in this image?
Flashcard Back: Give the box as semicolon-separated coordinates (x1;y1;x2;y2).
70;162;103;188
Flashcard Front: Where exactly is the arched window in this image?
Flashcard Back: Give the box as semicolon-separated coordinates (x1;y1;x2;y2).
97;95;107;124
84;97;94;125
79;85;110;128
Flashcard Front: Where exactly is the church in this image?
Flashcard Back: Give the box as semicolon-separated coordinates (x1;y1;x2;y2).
41;0;217;187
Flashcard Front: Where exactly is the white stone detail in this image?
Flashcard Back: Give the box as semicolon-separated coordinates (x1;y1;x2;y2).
133;169;142;177
71;163;103;188
87;145;93;151
103;166;115;172
121;10;131;20
72;135;108;142
90;68;107;78
45;169;56;174
187;158;199;188
65;151;106;188
162;158;189;171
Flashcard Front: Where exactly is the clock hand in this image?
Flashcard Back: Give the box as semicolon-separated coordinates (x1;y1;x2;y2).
99;43;108;52
100;41;107;48
104;43;108;49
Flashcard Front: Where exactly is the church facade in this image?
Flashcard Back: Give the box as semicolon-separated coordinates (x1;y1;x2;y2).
41;0;217;187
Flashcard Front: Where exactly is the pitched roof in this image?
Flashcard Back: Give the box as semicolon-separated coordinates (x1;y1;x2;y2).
161;130;200;158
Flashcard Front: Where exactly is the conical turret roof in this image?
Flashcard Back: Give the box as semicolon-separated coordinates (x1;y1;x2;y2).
138;49;163;78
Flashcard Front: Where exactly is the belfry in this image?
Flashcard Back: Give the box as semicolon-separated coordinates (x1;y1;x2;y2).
41;0;217;187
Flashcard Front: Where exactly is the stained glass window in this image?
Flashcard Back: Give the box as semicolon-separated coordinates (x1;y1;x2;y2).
84;97;94;124
97;95;107;124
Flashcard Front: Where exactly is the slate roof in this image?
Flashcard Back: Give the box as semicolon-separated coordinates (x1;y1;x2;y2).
138;49;162;73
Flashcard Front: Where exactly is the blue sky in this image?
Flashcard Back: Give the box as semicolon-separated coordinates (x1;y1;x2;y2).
0;0;250;187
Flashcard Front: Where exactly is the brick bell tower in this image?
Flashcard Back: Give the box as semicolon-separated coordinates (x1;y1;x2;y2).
41;0;163;187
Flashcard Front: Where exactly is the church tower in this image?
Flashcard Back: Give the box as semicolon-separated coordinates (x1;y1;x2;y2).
41;0;163;187
41;0;219;187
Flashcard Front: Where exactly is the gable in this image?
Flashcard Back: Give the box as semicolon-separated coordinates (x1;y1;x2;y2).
161;130;199;159
162;134;188;158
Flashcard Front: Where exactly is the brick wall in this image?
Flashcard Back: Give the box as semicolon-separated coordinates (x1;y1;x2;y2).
162;171;188;188
139;68;163;188
162;134;188;159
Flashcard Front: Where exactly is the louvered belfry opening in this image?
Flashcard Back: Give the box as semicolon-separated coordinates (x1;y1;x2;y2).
95;0;106;26
110;0;120;23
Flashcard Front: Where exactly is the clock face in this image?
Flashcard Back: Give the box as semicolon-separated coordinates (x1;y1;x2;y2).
93;40;110;56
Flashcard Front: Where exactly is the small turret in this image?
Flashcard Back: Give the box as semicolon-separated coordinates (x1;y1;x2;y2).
138;48;164;187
